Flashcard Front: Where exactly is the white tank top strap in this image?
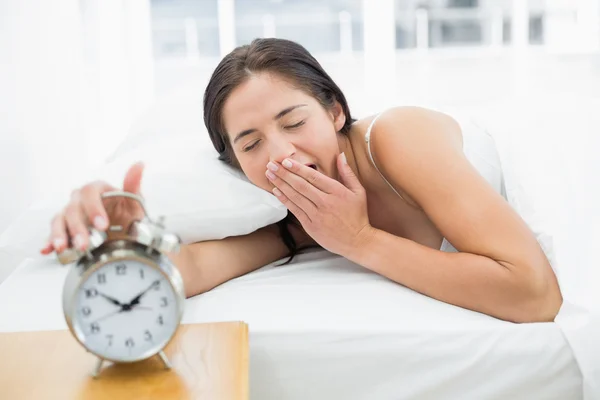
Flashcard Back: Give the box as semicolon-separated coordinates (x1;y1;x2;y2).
440;237;458;253
364;112;407;202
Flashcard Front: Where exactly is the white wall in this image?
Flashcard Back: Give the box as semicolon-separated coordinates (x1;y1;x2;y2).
544;0;600;52
0;0;88;234
0;0;155;235
80;0;156;164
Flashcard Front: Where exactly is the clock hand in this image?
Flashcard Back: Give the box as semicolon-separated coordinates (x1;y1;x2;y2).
88;305;154;328
127;280;160;307
97;291;125;307
91;309;123;324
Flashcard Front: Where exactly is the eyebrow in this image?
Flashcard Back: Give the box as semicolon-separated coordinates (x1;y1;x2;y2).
232;104;307;144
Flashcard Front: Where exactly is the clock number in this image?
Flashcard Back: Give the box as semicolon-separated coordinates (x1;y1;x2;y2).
153;280;161;291
106;334;113;346
125;338;135;348
160;297;168;307
116;263;127;275
157;315;164;326
81;306;92;317
139;268;145;279
144;330;153;341
97;273;106;284
85;288;98;298
90;322;100;334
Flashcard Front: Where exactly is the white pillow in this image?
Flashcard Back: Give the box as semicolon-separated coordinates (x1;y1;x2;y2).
99;134;288;244
0;134;287;258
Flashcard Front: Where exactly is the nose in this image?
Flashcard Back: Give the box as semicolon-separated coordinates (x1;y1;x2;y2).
268;134;296;163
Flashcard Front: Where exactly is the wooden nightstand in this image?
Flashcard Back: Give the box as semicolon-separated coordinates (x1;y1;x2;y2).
0;321;248;400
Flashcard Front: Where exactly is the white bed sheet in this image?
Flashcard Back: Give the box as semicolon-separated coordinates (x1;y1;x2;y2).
0;250;582;400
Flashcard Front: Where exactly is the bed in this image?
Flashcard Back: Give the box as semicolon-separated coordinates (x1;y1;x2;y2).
0;248;584;399
1;85;599;399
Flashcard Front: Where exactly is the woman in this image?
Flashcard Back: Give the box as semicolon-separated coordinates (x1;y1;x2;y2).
41;38;562;323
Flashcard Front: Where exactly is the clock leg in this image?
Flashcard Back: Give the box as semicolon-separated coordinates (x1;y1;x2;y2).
91;358;104;378
158;350;172;370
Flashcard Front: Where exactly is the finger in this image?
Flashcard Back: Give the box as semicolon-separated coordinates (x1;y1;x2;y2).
337;152;364;193
80;181;114;231
123;162;144;194
49;213;68;253
278;158;343;194
40;242;54;255
64;201;89;251
267;161;325;205
272;187;311;225
266;168;318;214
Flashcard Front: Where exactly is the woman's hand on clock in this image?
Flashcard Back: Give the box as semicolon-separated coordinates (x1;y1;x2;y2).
40;162;146;255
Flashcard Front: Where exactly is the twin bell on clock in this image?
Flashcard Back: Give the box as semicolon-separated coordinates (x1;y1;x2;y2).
57;191;186;378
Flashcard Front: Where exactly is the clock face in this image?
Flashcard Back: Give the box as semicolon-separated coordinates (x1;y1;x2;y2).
71;259;180;362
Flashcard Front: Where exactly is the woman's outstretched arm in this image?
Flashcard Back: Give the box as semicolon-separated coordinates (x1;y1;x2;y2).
168;223;306;298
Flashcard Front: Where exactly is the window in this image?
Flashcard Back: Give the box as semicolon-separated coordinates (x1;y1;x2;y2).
235;0;364;54
448;0;478;8
150;0;220;59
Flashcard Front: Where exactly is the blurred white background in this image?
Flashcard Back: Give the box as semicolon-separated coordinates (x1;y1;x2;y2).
0;0;599;281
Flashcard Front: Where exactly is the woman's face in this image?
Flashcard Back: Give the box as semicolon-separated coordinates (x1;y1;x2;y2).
222;72;346;193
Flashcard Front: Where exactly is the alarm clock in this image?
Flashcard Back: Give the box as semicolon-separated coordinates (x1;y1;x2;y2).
57;191;186;378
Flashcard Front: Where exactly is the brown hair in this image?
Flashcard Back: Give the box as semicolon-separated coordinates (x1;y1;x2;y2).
203;38;355;262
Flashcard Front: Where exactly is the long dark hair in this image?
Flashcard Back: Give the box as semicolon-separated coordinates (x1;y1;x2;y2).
203;38;355;262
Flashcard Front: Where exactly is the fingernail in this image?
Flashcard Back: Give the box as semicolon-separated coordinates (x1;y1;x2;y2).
341;152;347;165
94;216;107;230
273;188;282;197
282;159;293;168
53;238;65;250
266;170;276;180
267;162;279;172
73;234;84;250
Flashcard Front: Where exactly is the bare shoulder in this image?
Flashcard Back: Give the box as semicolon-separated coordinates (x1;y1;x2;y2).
355;106;464;166
366;105;466;197
371;106;463;149
366;105;551;265
355;106;464;207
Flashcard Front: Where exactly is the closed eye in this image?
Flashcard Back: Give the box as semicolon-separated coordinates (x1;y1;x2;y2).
285;120;305;130
243;140;260;152
242;120;304;152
